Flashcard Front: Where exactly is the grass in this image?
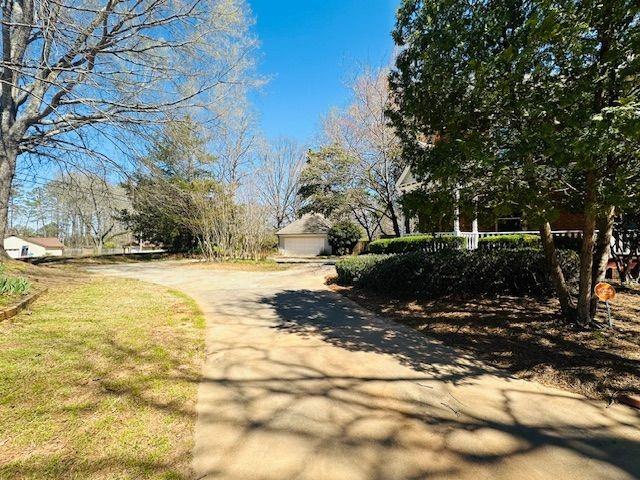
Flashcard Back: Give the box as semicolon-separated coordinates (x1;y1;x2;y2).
29;251;180;266
0;274;205;479
28;252;289;272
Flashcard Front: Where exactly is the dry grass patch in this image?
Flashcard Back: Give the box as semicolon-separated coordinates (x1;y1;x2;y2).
0;276;205;479
185;259;288;272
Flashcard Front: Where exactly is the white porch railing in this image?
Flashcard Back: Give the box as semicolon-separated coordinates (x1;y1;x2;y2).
407;230;623;253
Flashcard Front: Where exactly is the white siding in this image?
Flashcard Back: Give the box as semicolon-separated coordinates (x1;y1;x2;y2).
3;236;63;258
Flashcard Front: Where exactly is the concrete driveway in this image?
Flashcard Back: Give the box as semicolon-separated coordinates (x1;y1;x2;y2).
89;262;640;480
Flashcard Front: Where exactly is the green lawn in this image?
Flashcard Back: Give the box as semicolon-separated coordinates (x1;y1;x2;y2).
0;276;205;479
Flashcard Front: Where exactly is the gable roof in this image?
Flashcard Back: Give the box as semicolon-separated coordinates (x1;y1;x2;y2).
396;165;418;189
11;236;65;249
276;214;331;236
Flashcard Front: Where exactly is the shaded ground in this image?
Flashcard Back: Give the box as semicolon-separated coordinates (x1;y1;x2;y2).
331;283;640;401
0;264;205;479
90;262;640;480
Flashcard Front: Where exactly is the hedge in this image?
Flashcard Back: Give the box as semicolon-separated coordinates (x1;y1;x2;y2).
368;235;465;254
477;234;540;250
335;248;580;297
478;233;582;252
333;254;389;285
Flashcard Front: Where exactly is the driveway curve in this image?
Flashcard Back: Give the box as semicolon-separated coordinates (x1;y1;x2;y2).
89;261;640;480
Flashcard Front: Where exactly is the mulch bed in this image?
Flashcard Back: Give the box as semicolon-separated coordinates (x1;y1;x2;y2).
330;282;640;402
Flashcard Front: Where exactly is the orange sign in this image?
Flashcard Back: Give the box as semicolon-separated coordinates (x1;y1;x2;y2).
594;282;616;302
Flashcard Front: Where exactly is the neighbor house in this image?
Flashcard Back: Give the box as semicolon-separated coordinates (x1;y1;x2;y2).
3;235;65;259
395;165;585;247
276;213;332;257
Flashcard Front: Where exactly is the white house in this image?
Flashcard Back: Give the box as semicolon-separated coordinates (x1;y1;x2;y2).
3;236;65;259
276;214;332;257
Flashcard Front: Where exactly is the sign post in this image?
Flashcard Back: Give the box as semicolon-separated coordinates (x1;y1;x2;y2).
594;282;616;327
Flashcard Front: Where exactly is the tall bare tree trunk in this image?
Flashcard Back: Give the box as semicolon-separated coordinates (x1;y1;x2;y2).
589;206;615;317
577;171;598;324
0;147;17;258
540;221;575;319
388;202;402;237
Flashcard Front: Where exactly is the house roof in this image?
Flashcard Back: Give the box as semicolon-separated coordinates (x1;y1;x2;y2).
24;236;65;249
396;165;418;189
276;214;331;236
396;165;439;194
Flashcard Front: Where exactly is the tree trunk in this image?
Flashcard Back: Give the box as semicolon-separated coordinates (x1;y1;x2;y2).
577;171;598;324
0;147;17;258
539;221;575;319
589;206;615;318
388;202;402;237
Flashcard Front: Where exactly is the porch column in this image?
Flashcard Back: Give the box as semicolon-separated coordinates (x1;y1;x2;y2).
471;214;479;249
453;185;461;235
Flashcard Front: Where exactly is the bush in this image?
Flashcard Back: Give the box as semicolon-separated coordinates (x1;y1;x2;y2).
368;235;465;254
477;233;583;252
478;234;540;250
335;254;389;285
328;220;362;255
335;248;579;297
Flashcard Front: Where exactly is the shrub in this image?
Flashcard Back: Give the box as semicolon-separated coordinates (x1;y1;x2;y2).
477;233;583;252
335;254;389;285
328;220;362;255
477;234;540;250
335;248;579;297
368;235;465;254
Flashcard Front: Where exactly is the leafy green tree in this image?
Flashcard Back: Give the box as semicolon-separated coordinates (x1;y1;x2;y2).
390;0;639;323
298;145;355;217
120;174;198;253
328;220;363;255
121;118;213;253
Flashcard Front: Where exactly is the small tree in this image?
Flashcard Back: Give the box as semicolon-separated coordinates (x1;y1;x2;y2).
328;221;362;256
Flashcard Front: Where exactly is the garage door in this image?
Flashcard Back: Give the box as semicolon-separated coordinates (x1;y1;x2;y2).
282;236;327;256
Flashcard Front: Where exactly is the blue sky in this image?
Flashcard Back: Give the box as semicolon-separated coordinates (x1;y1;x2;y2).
248;0;399;144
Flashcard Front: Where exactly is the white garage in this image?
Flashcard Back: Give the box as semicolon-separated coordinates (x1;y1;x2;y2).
276;214;332;257
3;235;65;259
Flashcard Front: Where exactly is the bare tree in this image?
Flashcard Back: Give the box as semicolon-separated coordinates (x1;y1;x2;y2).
323;68;404;236
123;116;274;260
256;137;304;229
47;172;129;251
0;0;257;255
213;112;258;187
